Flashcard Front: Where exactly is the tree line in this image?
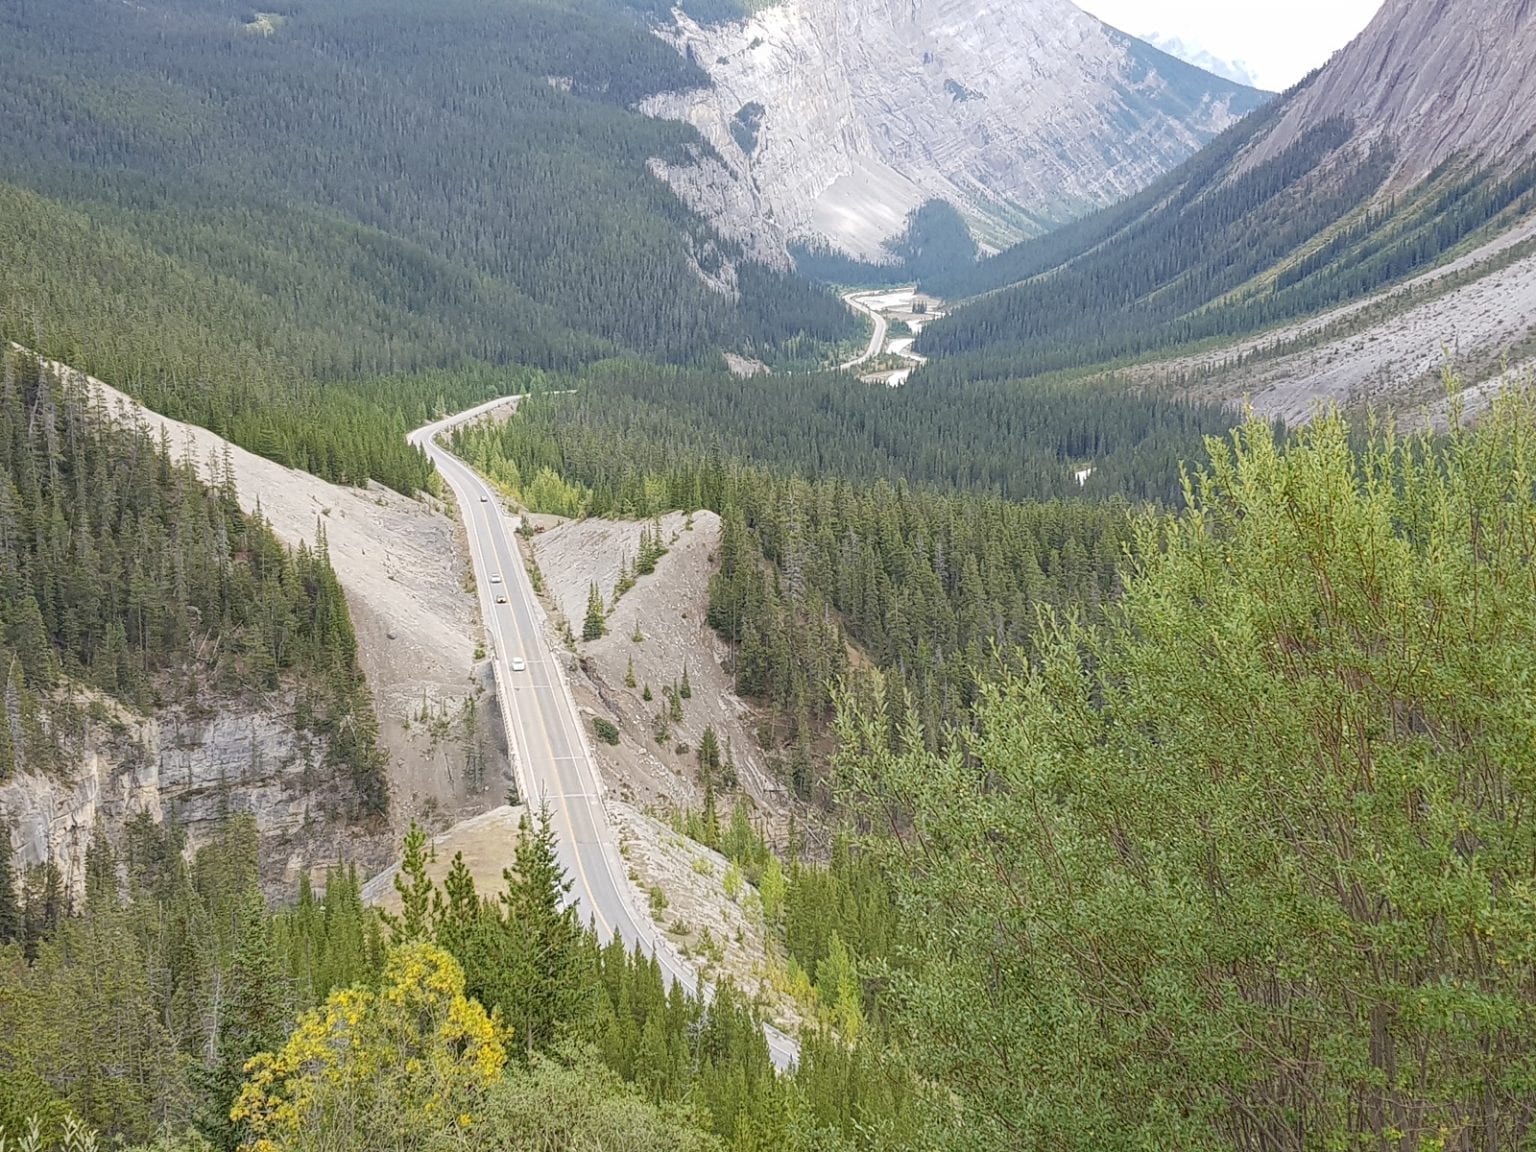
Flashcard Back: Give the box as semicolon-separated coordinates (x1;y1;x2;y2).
0;809;915;1151
0;0;856;495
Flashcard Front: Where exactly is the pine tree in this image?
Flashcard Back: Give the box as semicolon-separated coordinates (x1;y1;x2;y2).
679;663;692;700
697;727;721;785
0;826;20;944
669;685;684;724
496;808;584;1054
625;656;637;689
583;583;606;642
83;826;116;911
701;777;721;850
432;851;482;960
642;682;653;702
200;893;289;1151
387;821;435;944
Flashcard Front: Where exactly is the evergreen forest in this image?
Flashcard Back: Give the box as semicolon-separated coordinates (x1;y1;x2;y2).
3;0;1536;1147
0;0;856;493
833;102;1536;382
0;349;387;812
9;399;1536;1151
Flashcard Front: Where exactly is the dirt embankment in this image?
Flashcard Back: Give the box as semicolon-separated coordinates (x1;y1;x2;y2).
362;805;527;913
610;800;807;1036
529;510;791;825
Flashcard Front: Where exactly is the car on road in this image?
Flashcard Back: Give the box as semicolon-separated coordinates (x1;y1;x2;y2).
480;495;488;502
490;574;502;583
511;657;526;672
496;595;508;604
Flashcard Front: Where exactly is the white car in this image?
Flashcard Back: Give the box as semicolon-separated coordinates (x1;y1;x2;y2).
480;495;488;502
510;657;527;673
490;574;502;583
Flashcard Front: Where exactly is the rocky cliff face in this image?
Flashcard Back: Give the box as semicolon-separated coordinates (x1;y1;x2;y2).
1241;0;1536;180
0;689;372;900
644;0;1267;261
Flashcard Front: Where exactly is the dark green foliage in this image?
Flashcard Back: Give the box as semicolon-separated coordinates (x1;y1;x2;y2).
784;840;894;1000
583;583;607;642
466;810;587;1056
838;400;1536;1149
635;520;669;575
0;351;386;810
457;363;1237;506
696;726;721;781
0;816;380;1145
0;831;18;945
0;0;854;493
593;717;621;745
455;393;1141;738
197;893;289;1151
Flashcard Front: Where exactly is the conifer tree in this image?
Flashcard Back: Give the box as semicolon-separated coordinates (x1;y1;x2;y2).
201;893;289;1151
697;726;721;785
679;663;692;699
0;827;20;944
495;808;585;1055
625;656;637;689
386;821;435;944
583;583;607;642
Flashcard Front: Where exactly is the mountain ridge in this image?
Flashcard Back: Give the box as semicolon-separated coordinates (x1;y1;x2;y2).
642;0;1268;262
915;0;1536;419
1240;0;1536;181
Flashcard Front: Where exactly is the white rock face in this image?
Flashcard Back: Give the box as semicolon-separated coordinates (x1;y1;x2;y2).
0;692;358;900
644;0;1265;261
1140;32;1262;90
1240;0;1536;183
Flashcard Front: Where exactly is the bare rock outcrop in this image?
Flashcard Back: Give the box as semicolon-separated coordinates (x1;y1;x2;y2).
644;0;1266;261
1241;0;1536;181
0;691;370;899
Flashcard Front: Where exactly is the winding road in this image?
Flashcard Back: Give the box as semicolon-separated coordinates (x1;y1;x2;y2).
409;401;798;1070
838;291;889;370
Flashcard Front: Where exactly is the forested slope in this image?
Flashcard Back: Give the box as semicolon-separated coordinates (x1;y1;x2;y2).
917;123;1536;381
913;0;1536;387
0;0;854;491
10;398;1536;1152
0;348;387;812
450;374;1241;763
0;813;908;1151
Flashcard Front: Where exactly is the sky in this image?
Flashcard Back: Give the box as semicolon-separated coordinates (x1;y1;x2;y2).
1074;0;1386;91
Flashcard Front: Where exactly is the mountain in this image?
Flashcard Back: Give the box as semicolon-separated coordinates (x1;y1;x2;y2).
642;0;1269;262
1140;32;1262;90
918;0;1536;419
0;0;858;494
1241;0;1536;181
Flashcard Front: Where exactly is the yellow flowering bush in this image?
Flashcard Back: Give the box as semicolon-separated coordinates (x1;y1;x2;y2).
231;943;505;1152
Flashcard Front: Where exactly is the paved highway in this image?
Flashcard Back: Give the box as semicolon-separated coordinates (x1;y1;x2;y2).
838;291;889;370
409;400;798;1070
